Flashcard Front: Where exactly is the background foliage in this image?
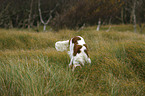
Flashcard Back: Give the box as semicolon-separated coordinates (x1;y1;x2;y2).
0;0;145;30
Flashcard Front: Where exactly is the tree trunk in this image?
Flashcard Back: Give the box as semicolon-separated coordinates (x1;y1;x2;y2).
121;8;124;24
106;17;112;32
96;18;101;31
132;0;137;33
38;0;58;32
9;20;13;28
139;24;145;33
28;0;33;29
43;24;47;31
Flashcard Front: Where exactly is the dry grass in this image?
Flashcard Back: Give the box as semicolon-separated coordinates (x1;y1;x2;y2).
0;25;145;96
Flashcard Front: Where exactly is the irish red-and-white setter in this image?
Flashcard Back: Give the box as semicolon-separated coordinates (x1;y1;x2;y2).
55;36;91;71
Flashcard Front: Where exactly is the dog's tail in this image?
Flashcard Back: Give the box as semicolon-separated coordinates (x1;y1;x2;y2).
55;40;69;51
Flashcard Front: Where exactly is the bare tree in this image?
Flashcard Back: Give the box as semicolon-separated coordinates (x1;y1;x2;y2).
106;17;112;32
136;0;145;33
78;23;85;32
38;0;58;31
96;18;101;31
28;0;34;29
132;0;137;33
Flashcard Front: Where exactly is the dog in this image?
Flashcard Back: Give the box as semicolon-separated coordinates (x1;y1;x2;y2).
55;36;91;71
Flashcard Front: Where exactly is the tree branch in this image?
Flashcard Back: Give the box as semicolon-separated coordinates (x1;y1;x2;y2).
46;3;59;24
96;18;101;31
38;0;45;24
38;0;59;31
28;0;34;29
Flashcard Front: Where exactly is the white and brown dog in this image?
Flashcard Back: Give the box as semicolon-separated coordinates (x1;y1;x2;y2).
55;36;91;71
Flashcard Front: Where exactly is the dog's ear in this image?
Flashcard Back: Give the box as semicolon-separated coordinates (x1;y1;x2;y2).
84;49;89;57
83;44;88;51
72;36;81;44
83;44;89;57
73;45;82;56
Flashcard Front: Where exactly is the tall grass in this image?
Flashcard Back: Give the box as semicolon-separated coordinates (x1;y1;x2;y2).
0;25;145;96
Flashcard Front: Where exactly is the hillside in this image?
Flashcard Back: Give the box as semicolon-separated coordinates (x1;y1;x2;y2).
0;25;145;96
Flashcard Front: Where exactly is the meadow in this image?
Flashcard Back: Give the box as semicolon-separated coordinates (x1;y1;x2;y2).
0;25;145;96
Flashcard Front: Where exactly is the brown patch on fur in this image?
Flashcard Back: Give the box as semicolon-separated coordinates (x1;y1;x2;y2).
84;49;89;57
69;64;73;69
72;36;81;44
83;44;89;57
73;44;82;56
83;44;88;51
69;40;70;45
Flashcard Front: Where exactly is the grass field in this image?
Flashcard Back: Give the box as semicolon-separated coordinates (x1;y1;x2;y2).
0;25;145;96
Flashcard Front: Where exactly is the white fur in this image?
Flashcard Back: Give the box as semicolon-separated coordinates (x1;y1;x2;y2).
55;36;91;71
69;46;91;71
55;40;69;51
